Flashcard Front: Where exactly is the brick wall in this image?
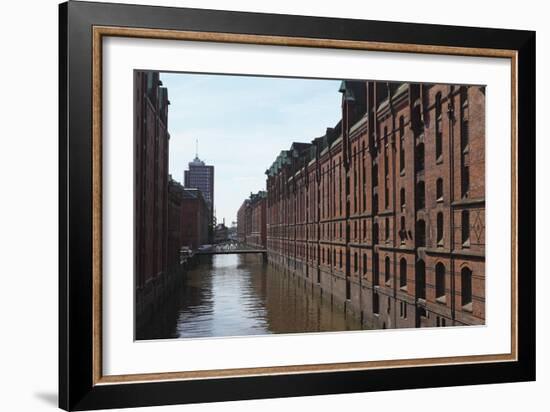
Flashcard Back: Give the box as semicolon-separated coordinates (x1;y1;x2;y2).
265;81;485;328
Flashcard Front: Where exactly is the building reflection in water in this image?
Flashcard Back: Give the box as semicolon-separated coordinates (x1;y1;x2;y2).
137;254;364;340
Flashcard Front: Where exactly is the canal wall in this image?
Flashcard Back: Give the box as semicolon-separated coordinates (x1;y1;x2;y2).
136;255;199;334
268;249;481;330
267;251;420;330
267;251;365;325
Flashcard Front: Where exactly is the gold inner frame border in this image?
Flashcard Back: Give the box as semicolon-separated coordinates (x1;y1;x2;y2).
91;25;518;386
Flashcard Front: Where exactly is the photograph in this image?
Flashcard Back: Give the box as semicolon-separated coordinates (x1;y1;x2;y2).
134;70;486;340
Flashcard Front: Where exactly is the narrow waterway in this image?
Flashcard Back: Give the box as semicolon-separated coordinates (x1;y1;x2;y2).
137;254;364;340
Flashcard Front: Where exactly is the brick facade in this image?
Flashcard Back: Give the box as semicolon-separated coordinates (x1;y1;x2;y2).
265;81;485;328
167;178;210;253
135;72;215;333
135;71;170;290
179;187;210;250
237;191;267;248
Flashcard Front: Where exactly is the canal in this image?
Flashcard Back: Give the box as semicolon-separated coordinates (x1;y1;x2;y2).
137;254;365;340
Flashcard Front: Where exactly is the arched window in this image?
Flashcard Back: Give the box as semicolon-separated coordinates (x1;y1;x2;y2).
400;188;406;211
363;253;367;275
462;210;470;247
435;92;443;160
416;181;425;210
399;115;405;173
384;128;389;177
373;292;380;314
339;250;342;268
436;131;443;161
415;259;426;300
416;143;425;172
416;219;426;247
461;87;470;154
354;252;358;273
373;253;379;286
436;262;446;300
437;212;444;246
373;193;379;215
385;217;390;241
460;89;470;199
363;171;367;210
333;249;336;267
461;267;473;308
400;258;407;288
353;150;358;211
373;222;379;244
372;163;378;187
363;220;366;240
412;103;422;135
361;140;365;163
461;163;470;199
400;216;406;243
385;256;391;284
436;178;444;201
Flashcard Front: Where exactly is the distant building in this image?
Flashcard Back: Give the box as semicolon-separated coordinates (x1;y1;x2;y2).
227;221;238;241
184;155;214;216
167;177;184;268
214;221;229;244
180;187;210;250
167;179;210;253
237;199;250;243
134;71;170;290
237;191;267;248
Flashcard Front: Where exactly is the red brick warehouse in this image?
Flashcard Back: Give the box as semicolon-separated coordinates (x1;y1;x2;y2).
168;178;210;253
264;80;485;329
134;71;170;291
134;72;212;332
237;191;267;249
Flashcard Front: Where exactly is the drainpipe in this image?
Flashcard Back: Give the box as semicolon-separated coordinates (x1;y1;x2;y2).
316;144;321;284
390;86;398;328
448;86;456;322
343;96;351;304
305;165;309;278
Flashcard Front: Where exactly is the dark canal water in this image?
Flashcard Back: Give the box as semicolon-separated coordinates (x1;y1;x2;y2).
137;254;364;340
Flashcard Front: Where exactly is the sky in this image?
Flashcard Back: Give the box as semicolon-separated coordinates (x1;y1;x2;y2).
161;72;342;226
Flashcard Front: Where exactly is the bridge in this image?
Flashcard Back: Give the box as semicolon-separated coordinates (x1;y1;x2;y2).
196;248;267;256
195;242;267;258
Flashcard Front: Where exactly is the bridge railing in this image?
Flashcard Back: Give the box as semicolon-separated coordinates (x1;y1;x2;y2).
197;241;267;255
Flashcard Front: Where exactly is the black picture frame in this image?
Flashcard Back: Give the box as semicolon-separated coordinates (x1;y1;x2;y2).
59;1;536;410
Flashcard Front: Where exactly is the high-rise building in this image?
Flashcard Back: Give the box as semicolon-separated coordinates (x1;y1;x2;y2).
183;155;214;216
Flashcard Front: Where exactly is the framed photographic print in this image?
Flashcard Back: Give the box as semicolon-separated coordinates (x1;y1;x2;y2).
59;1;536;410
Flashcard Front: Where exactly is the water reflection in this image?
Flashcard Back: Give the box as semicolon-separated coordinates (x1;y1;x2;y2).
137;254;363;340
